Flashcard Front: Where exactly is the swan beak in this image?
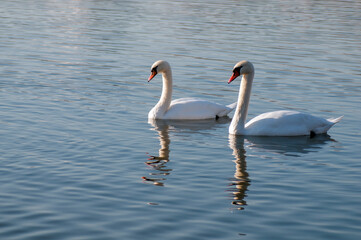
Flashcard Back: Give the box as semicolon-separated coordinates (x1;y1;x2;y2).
228;72;240;84
148;70;157;82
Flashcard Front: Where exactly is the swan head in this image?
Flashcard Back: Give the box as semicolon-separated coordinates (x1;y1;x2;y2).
228;61;254;84
148;60;171;82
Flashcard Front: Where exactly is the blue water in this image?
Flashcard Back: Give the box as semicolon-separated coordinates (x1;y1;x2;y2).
1;0;360;239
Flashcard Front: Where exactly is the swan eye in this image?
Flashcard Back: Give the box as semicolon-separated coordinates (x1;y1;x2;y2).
151;66;158;74
233;66;242;74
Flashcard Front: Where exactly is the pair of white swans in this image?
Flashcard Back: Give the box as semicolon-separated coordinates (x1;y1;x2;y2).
147;60;342;136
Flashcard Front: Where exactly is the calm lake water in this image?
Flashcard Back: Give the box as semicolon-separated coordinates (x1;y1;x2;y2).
1;0;361;239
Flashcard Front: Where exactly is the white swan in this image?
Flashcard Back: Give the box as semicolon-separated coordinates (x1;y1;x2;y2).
148;60;236;120
228;60;343;136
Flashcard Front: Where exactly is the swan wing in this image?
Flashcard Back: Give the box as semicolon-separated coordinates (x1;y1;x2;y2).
163;98;234;120
244;110;338;136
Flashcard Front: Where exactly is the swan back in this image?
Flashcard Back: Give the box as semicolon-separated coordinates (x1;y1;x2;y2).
244;110;340;136
164;98;235;120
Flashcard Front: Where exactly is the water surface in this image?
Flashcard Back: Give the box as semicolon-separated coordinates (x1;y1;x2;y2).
1;0;361;239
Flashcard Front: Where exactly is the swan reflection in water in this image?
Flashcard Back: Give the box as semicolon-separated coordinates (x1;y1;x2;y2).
228;134;336;210
143;117;231;186
144;118;335;209
142;120;171;187
228;135;250;210
245;134;336;157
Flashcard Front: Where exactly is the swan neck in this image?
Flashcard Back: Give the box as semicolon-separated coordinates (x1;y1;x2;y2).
156;69;173;115
230;72;254;134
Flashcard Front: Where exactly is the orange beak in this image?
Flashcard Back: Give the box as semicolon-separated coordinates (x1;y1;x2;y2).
228;71;240;84
148;70;157;82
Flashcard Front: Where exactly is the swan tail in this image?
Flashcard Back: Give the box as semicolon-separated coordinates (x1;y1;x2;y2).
226;102;237;110
218;102;237;117
327;115;343;124
314;116;343;134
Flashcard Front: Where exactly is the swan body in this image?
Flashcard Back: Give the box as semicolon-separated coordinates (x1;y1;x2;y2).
228;61;342;136
154;97;236;120
241;110;342;136
148;60;236;120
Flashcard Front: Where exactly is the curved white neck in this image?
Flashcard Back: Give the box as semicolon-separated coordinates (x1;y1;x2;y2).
152;69;173;118
229;72;254;134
